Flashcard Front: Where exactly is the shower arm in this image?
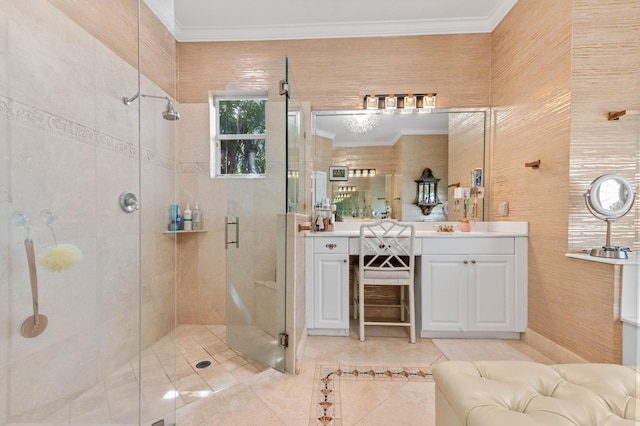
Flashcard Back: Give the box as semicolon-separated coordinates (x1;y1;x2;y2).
123;92;171;105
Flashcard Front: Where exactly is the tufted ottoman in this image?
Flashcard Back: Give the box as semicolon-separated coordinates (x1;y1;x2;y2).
433;360;640;425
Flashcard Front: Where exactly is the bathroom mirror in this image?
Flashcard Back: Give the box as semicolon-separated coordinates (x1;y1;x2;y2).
584;173;635;259
312;109;487;222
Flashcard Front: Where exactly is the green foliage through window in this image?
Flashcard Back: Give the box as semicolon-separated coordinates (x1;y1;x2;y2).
217;99;267;176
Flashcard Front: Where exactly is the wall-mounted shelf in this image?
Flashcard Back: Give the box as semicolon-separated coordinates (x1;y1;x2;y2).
163;229;208;235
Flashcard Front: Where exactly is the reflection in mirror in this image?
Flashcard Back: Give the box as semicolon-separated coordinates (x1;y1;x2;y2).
312;109;487;222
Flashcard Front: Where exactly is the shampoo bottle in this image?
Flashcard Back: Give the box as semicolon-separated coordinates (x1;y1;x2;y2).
192;202;201;230
183;203;192;230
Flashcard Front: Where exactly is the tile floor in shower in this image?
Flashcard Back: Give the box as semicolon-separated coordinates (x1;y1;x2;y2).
20;323;552;424
173;324;271;408
16;324;269;424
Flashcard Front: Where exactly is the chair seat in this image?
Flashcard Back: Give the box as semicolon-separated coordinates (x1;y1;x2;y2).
363;269;411;279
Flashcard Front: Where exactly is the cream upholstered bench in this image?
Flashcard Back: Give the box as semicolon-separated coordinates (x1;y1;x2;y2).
433;360;640;426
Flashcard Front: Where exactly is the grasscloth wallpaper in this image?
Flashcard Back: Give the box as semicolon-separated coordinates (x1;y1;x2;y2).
52;0;639;363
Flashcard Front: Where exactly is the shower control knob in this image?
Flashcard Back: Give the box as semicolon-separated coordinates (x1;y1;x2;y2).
119;192;139;213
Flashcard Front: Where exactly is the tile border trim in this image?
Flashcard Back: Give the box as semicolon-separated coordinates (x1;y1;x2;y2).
313;365;434;425
0;94;174;170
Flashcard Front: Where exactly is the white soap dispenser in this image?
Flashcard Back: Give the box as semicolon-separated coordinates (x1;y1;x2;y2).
192;202;201;230
183;203;192;230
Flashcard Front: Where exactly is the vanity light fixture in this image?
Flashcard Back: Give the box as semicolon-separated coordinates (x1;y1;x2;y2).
404;94;416;109
348;169;377;177
385;94;397;110
363;93;437;111
423;93;437;109
365;94;379;110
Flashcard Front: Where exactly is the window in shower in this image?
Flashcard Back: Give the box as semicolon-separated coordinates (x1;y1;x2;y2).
211;94;267;177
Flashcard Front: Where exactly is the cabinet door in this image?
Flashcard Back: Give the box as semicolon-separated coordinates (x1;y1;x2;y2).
468;255;515;331
422;255;467;331
313;253;349;329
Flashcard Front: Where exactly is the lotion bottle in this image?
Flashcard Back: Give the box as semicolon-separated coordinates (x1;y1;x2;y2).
183;203;192;230
192;202;201;230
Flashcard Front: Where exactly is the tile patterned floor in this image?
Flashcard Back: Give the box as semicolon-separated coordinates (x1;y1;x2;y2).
312;365;434;425
176;322;554;425
15;322;553;425
174;324;270;408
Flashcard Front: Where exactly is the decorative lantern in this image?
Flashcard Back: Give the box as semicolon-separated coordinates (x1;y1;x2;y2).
415;168;440;215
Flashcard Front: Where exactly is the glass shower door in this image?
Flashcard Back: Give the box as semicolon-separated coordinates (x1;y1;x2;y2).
0;1;177;424
224;57;296;372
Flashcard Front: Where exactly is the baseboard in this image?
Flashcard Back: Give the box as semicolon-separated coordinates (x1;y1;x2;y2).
521;328;588;364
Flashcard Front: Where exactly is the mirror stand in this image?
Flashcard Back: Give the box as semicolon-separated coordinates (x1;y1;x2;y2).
589;218;630;259
584;174;635;259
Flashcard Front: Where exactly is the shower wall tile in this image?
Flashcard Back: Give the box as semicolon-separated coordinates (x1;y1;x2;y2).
4;1;97;128
96;149;139;239
8;328;100;419
3;0;177;421
11;127;97;240
96;234;140;323
94;40;139;144
0;108;9;206
0;117;9;404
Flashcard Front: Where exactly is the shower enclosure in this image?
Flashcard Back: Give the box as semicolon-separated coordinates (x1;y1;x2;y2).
1;1;178;424
223;57;304;372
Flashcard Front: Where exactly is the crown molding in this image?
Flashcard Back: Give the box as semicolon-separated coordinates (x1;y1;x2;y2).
174;17;497;42
161;0;520;42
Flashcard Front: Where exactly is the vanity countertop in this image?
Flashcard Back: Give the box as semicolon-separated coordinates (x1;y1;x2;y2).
306;221;528;238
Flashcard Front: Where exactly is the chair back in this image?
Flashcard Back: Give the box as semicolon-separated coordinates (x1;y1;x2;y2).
359;220;415;278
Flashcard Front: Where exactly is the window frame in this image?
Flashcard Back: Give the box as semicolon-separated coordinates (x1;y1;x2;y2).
209;91;268;179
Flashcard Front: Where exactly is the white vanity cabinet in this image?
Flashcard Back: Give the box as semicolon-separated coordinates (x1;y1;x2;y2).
417;237;527;338
305;224;528;339
306;237;350;336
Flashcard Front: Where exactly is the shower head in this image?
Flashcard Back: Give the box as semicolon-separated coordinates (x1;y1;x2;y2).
162;99;180;121
123;92;181;121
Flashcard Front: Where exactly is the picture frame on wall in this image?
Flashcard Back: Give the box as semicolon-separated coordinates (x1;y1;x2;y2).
329;166;349;181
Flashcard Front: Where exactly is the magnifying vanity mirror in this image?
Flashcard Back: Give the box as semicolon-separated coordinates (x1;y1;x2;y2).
584;174;636;259
312;109;487;222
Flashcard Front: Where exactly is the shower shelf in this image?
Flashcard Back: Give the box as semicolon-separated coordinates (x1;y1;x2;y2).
162;230;208;235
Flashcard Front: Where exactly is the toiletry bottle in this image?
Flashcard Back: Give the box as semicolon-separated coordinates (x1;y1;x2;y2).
168;204;180;231
176;208;182;231
192;202;201;230
183;203;192;230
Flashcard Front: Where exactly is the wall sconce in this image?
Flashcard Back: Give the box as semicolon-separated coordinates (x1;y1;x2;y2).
349;169;377;177
364;93;436;110
415;168;441;215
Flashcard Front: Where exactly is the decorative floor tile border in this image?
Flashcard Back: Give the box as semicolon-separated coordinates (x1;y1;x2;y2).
312;365;434;425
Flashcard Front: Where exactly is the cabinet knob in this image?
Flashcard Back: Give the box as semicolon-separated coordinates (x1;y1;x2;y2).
326;243;337;249
463;260;468;264
471;260;476;264
343;259;347;263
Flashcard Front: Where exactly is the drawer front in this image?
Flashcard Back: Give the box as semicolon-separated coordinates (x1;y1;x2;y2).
349;237;421;255
422;237;514;255
314;237;349;254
